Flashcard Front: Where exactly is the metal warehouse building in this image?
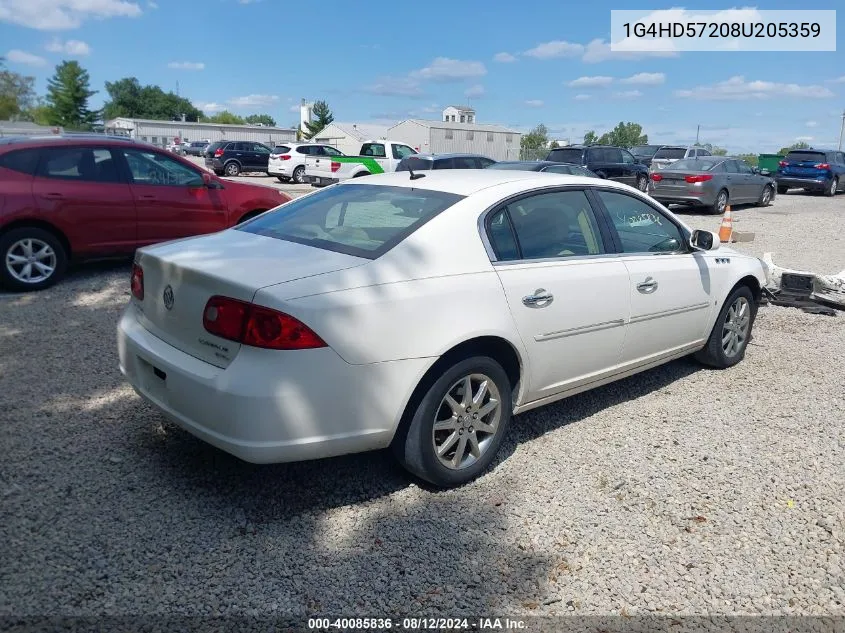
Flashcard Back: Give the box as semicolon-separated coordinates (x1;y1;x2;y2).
312;121;390;156
104;118;297;148
386;119;522;161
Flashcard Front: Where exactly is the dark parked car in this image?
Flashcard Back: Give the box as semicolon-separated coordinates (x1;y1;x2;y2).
776;148;845;196
545;145;650;191
396;153;496;171
630;144;664;167
485;160;599;177
182;140;210;157
204;140;273;176
0;135;290;291
649;156;775;214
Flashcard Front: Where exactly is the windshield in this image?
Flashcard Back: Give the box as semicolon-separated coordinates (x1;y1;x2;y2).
666;158;722;171
653;148;687;160
785;151;826;163
238;184;464;259
631;145;661;157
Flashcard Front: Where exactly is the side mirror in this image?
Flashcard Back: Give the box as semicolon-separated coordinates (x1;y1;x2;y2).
750;166;760;174
760;168;771;176
690;229;720;251
202;172;213;187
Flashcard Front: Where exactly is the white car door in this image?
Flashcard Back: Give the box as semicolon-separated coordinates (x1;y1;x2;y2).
487;188;631;402
592;188;714;365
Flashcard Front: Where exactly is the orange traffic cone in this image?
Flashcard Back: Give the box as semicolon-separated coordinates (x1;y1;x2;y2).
718;205;733;243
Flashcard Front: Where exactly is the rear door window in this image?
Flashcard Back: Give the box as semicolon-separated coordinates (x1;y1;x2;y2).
723;160;740;174
37;147;121;183
433;158;455;169
452;156;478;169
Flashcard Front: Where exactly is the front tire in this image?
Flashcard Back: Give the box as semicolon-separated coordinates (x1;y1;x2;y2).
757;184;773;207
824;177;838;197
394;356;512;488
0;227;68;291
695;285;756;369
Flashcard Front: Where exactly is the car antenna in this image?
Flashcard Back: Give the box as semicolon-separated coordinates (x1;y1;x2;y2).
408;165;425;180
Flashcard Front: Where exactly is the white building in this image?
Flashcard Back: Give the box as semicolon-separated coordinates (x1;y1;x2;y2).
387;119;521;161
311;121;391;156
442;105;476;124
104;117;296;148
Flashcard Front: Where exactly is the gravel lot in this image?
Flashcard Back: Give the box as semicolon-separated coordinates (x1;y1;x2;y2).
1;188;843;620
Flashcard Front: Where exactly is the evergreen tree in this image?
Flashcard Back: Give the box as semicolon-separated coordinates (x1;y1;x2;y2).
45;61;97;130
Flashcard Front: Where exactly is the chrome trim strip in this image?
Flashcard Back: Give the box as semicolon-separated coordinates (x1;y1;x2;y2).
630;301;710;324
535;318;625;342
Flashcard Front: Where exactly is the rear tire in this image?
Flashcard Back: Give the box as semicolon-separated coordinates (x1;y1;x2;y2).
224;161;240;177
695;285;756;369
777;185;788;195
0;227;68;292
635;173;648;192
393;356;512;488
292;166;306;184
824;177;838;197
710;189;729;215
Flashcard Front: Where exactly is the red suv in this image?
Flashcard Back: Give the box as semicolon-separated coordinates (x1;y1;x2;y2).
0;135;291;291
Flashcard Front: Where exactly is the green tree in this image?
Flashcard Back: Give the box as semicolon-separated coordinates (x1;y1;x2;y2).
102;77;204;122
0;57;37;120
45;60;97;130
777;141;810;156
736;153;759;167
583;130;599;145
244;113;276;127
520;124;549;152
303;100;334;139
202;110;245;124
549;140;560;149
711;146;728;156
596;122;647;148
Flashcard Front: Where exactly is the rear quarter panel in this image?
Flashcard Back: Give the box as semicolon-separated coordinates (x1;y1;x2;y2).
0;168;37;228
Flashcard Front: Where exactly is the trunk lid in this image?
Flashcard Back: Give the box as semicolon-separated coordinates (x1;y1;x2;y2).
132;230;367;368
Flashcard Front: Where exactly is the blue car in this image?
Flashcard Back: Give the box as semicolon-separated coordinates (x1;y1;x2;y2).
776;148;845;196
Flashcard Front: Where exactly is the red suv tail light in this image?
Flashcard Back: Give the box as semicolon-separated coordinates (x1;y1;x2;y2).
650;173;663;182
330;161;341;173
130;264;144;300
815;163;830;169
214;148;224;157
685;174;713;183
281;155;291;160
202;296;327;350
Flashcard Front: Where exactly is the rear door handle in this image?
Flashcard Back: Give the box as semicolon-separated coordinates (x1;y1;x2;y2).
42;193;64;200
139;194;157;200
636;277;659;294
522;288;554;307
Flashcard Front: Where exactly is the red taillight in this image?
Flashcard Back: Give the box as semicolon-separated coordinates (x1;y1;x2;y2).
202;296;327;350
131;264;144;300
685;174;713;183
815;163;830;169
778;161;788;167
281;155;291;160
214;148;224;157
330;161;341;173
650;173;663;182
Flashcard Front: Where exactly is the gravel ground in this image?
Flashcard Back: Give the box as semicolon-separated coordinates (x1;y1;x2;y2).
1;191;843;620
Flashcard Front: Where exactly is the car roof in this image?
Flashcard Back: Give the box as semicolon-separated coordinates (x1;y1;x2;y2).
404;153;491;160
785;147;834;152
0;134;141;148
343;169;619;197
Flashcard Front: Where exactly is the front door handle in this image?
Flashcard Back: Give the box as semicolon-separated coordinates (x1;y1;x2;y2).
522;288;554;307
42;193;65;200
636;277;659;294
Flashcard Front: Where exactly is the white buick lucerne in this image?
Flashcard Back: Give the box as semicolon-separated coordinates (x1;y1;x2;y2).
118;170;766;488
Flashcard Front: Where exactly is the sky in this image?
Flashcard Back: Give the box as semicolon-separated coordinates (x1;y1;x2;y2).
1;0;843;153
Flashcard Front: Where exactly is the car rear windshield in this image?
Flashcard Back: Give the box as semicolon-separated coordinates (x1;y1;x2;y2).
485;162;537;171
653;148;687;160
666;158;722;171
396;157;433;171
238;183;465;259
785;151;826;163
273;146;290;154
631;145;661;156
546;148;583;163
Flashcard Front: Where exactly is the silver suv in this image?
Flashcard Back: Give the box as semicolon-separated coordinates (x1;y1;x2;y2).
651;146;712;170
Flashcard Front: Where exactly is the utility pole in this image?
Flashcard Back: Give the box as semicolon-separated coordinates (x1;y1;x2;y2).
695;124;700;145
839;110;845;151
176;80;180;97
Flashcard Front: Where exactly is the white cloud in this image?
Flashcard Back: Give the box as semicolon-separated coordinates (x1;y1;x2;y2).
582;38;678;63
229;94;280;108
289;104;301;113
795;136;814;142
827;76;845;84
197;102;224;113
464;84;485;98
410;57;486;82
567;76;614;88
493;52;517;63
364;76;424;97
45;37;90;55
523;40;583;59
806;120;818;128
5;49;47;66
167;61;205;70
524;99;544;107
620;72;665;86
613;90;643;99
0;0;141;30
675;76;834;101
147;1;157;7
573;94;591;101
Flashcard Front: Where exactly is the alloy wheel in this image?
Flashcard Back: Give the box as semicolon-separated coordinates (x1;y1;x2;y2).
5;238;57;284
762;187;771;205
432;374;502;470
717;191;728;212
637;175;648;191
721;296;751;358
225;163;239;176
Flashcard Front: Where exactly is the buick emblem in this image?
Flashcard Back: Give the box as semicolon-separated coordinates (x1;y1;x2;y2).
162;285;174;310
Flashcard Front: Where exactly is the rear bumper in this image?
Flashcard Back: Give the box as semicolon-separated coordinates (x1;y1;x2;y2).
306;175;338;186
650;190;715;206
775;176;829;190
117;305;430;464
268;162;293;177
205;158;224;171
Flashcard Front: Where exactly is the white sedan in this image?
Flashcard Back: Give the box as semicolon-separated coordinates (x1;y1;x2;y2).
118;171;766;488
